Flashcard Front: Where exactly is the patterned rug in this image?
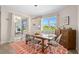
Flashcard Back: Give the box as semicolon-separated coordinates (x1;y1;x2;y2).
10;40;68;54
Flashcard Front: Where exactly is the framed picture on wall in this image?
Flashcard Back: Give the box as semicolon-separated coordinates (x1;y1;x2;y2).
63;16;70;25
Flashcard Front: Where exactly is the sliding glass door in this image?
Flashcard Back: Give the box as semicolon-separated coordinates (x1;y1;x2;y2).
14;15;28;40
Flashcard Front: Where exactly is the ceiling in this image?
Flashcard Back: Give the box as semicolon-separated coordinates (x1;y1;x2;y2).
3;5;66;17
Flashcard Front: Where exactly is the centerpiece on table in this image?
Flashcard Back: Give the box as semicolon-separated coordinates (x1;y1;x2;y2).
35;32;40;35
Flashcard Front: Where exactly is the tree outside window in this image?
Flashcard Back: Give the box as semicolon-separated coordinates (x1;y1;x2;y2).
41;16;57;32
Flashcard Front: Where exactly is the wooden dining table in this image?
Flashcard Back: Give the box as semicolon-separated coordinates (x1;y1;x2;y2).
27;33;57;53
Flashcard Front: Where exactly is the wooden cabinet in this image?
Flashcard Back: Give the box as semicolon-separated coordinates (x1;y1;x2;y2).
59;29;76;50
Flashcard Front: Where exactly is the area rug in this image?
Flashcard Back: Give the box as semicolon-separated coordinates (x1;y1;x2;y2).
10;40;68;54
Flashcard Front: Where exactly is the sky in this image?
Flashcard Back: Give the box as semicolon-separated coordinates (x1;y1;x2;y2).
42;16;57;26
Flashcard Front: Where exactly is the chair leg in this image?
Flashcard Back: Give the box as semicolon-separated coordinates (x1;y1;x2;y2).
26;40;28;44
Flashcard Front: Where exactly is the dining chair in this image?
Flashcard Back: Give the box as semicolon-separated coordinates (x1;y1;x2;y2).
25;34;31;44
55;34;62;43
55;28;61;37
45;34;62;52
25;34;41;44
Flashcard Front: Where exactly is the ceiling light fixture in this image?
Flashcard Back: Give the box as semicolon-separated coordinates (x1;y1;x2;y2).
34;5;38;7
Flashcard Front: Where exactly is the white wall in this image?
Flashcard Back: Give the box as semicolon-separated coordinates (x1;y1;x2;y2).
0;8;1;43
58;6;77;30
77;6;79;53
1;8;9;44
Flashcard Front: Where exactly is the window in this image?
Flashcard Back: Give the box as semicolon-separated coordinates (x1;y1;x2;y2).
14;15;28;38
41;16;57;32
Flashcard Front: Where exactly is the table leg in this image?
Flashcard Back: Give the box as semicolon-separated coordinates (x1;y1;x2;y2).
42;39;44;53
